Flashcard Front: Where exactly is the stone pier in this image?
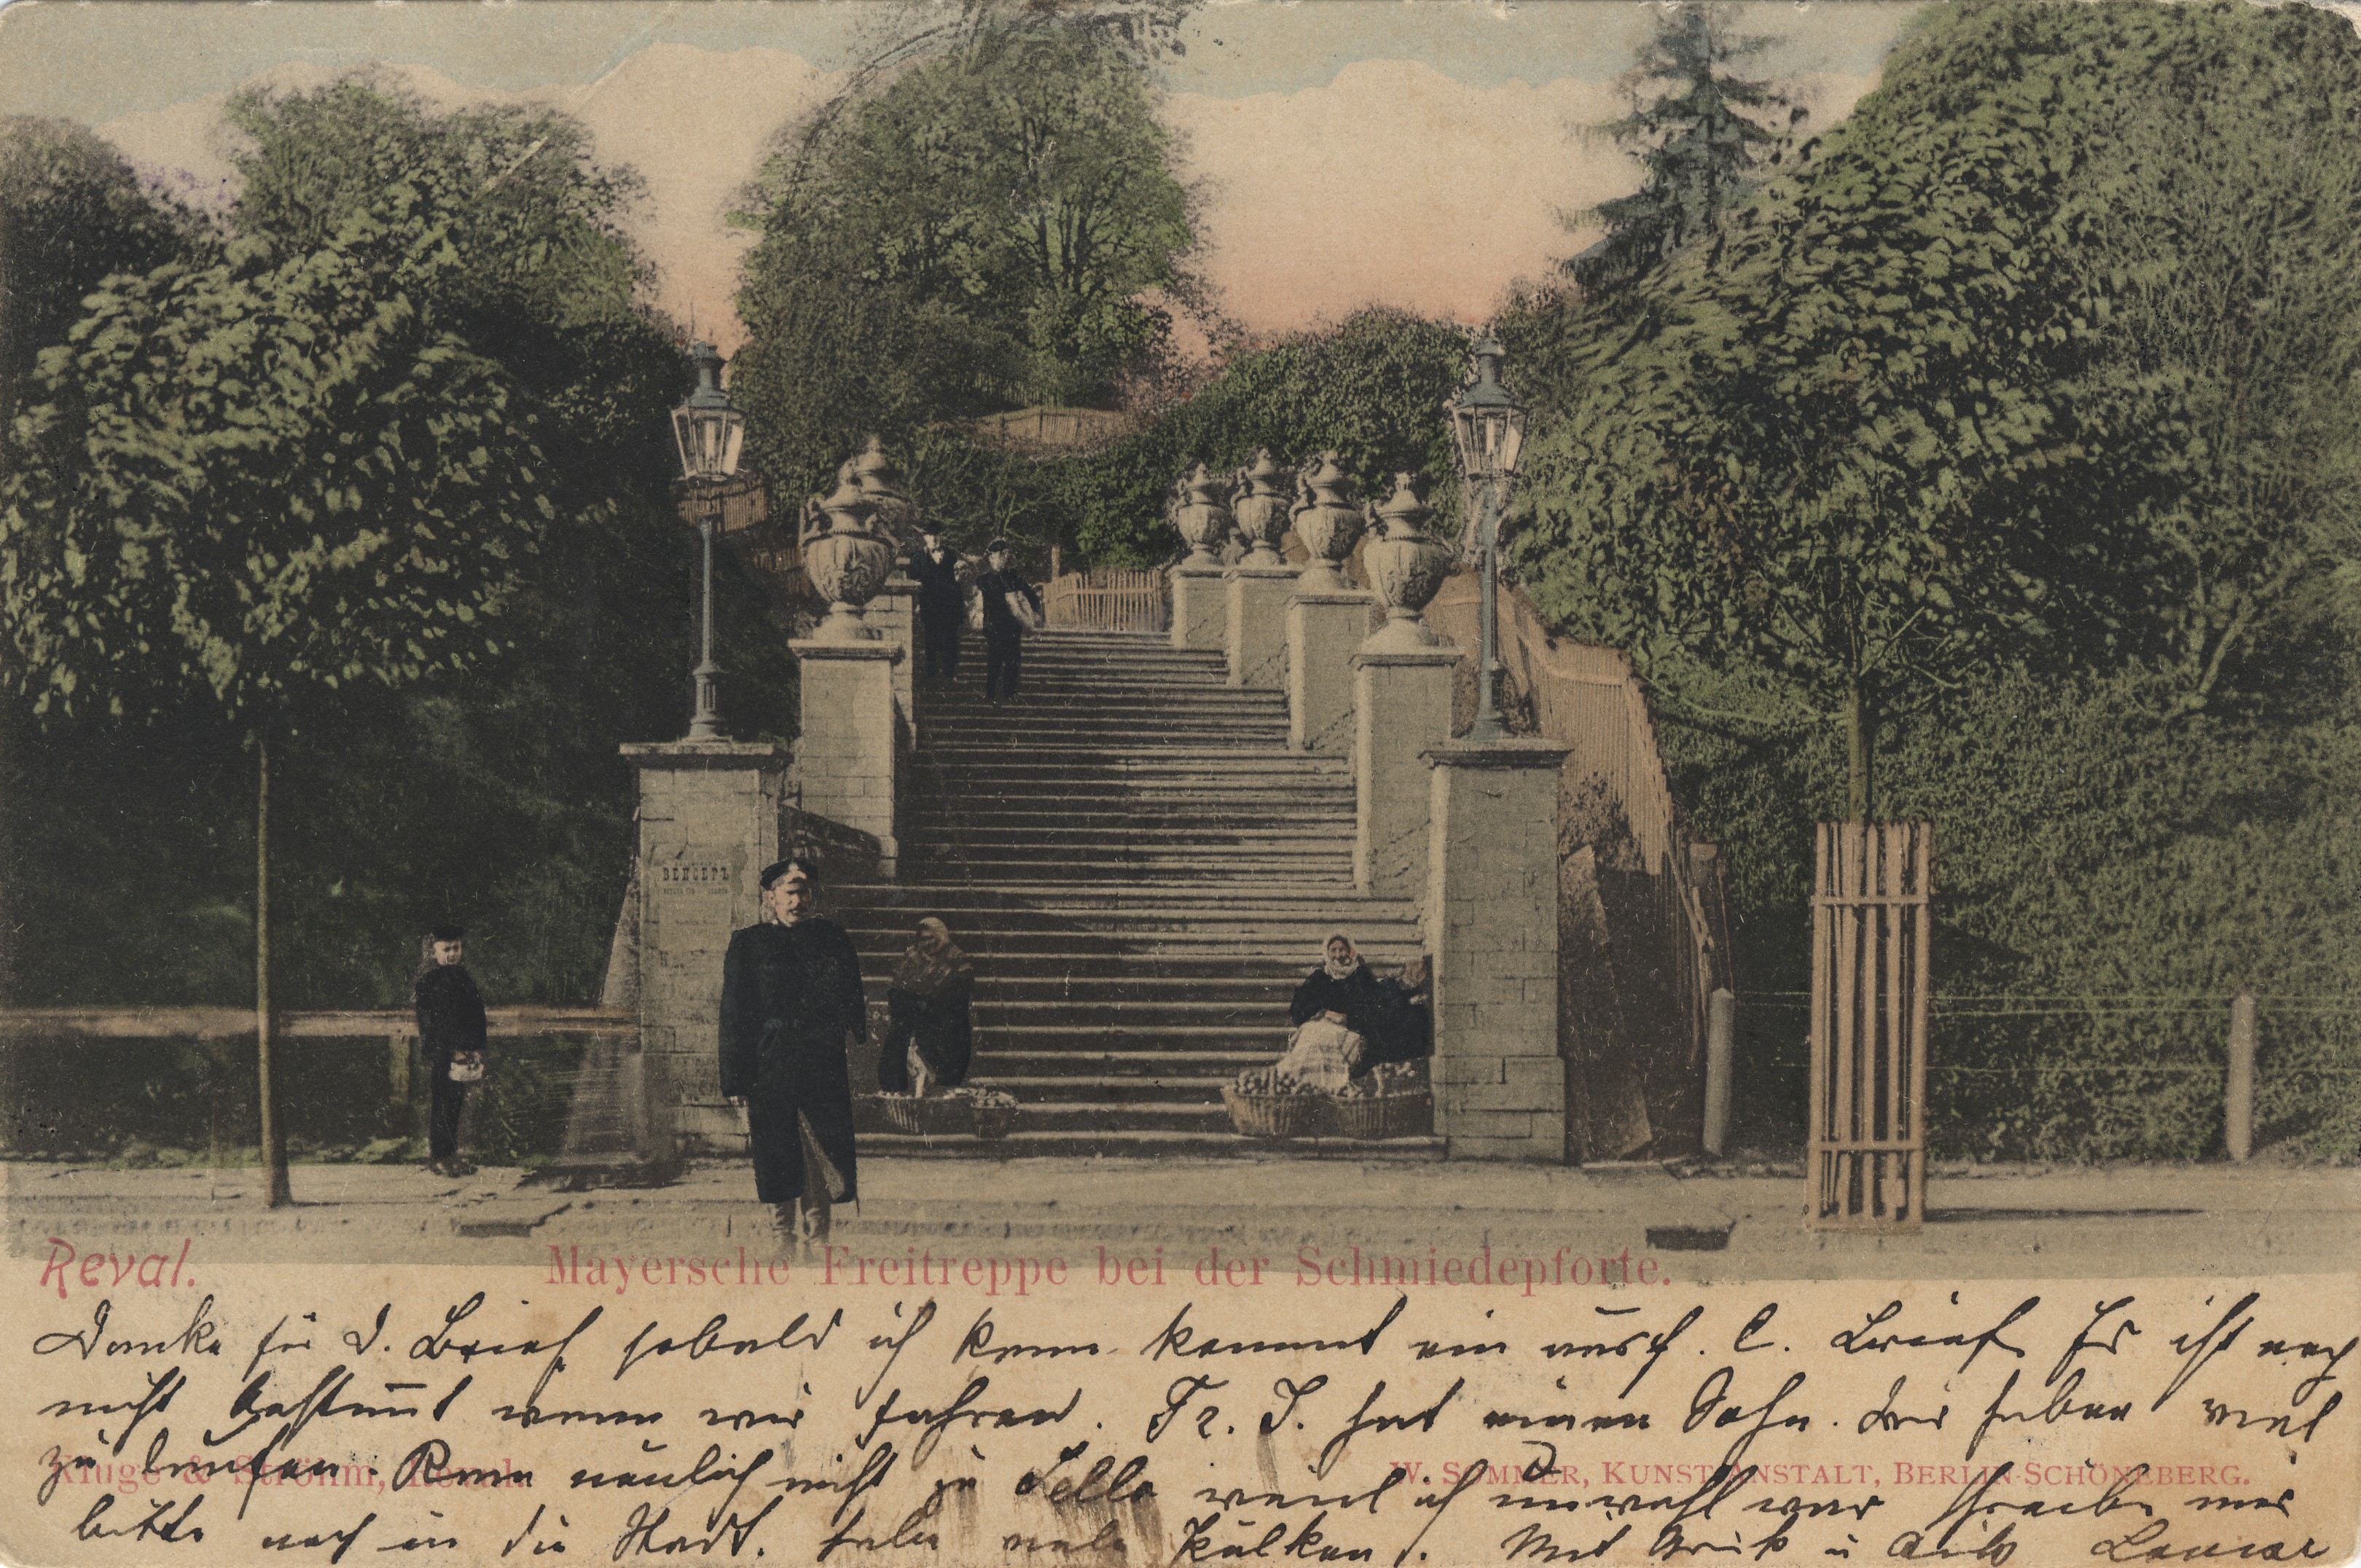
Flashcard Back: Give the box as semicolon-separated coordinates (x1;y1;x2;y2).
1170;562;1229;653
622;740;788;1157
1226;562;1299;689
791;640;901;877
1288;588;1376;752
1426;737;1572;1161
1352;646;1458;898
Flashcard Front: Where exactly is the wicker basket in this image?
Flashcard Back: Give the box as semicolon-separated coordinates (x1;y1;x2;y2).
1333;1091;1433;1142
1223;1086;1327;1139
865;1095;972;1137
970;1103;1017;1141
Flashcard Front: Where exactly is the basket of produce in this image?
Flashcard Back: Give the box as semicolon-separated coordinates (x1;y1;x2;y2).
1332;1063;1433;1140
945;1086;1019;1141
1223;1068;1328;1139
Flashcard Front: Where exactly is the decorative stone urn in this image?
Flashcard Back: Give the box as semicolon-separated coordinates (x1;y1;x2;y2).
800;463;893;642
1360;471;1457;651
1290;450;1366;592
850;434;923;553
1230;447;1294;567
1169;462;1234;568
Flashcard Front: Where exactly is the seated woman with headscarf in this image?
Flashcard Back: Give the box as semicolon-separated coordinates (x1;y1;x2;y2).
1273;933;1388;1090
877;917;975;1094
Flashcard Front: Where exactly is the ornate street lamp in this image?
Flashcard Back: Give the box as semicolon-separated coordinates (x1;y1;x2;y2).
1445;334;1527;744
673;340;745;741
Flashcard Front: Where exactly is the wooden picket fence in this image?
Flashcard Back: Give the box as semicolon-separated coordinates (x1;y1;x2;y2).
1044;568;1167;631
1808;821;1934;1230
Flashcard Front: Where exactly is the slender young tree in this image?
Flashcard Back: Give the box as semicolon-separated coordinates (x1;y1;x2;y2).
1566;3;1801;299
0;203;554;1203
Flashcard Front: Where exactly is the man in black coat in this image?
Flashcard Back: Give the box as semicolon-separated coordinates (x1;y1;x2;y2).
719;857;868;1250
974;538;1044;702
413;924;487;1177
907;531;966;682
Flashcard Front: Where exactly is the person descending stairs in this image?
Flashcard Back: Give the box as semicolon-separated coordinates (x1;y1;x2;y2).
833;625;1430;1156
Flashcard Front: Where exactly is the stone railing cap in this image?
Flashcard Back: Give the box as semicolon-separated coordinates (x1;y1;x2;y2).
1351;647;1462;668
621;740;789;764
1423;737;1573;768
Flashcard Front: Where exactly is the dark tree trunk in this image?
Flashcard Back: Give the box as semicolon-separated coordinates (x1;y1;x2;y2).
256;724;291;1207
1846;680;1874;823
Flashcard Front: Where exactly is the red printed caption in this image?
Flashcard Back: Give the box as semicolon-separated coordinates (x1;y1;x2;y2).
37;1237;195;1300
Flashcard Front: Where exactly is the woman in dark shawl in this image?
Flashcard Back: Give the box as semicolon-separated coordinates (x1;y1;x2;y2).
1289;933;1387;1041
877;917;976;1093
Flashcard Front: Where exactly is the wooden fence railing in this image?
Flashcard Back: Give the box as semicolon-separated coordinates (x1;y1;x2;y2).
1044;568;1167;631
0;1006;635;1040
1808;821;1933;1231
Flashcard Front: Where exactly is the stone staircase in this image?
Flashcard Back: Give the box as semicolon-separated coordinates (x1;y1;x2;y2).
833;627;1436;1157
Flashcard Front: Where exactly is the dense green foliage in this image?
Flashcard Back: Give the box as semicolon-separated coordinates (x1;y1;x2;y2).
0;118;207;436
1;80;796;1021
1567;5;1799;299
822;310;1470;575
1513;0;2361;1157
735;23;1196;507
1516;0;2361;820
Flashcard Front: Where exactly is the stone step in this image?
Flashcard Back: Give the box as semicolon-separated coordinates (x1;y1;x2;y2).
907;835;1350;859
855;1129;1445;1161
1009;1100;1232;1132
906;808;1356;831
966;1073;1235;1102
861;973;1301;1001
833;880;1414;906
917;748;1339;768
907;784;1353;808
950;1022;1296;1050
981;1048;1274;1076
920;724;1293;746
899;864;1355;888
964;998;1299;1027
902;832;1350;855
847;949;1325;980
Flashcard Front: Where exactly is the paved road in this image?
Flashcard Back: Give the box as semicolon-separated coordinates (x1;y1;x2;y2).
7;1156;2354;1282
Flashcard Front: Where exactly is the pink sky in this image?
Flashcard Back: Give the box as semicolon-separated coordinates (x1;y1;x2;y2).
93;42;1879;356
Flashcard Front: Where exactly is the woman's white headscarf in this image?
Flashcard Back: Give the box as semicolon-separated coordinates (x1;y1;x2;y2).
1322;933;1360;982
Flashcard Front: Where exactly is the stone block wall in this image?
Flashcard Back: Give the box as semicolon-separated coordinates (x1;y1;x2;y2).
1425;740;1570;1160
624;742;787;1157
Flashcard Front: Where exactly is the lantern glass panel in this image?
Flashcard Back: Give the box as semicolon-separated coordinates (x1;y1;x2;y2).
718;412;744;478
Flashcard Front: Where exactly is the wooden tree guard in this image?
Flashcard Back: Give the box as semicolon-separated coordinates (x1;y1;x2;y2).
1808;821;1933;1231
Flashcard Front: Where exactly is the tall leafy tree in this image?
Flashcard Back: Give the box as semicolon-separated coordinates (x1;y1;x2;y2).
734;21;1196;502
1565;4;1801;299
0;198;555;1202
1518;0;2361;821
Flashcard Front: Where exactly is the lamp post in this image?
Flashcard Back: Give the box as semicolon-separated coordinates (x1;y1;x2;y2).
1445;334;1527;744
673;340;746;741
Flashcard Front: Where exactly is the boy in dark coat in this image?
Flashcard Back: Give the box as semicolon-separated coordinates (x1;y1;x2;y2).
908;531;967;681
413;924;487;1177
719;858;868;1250
974;539;1044;702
